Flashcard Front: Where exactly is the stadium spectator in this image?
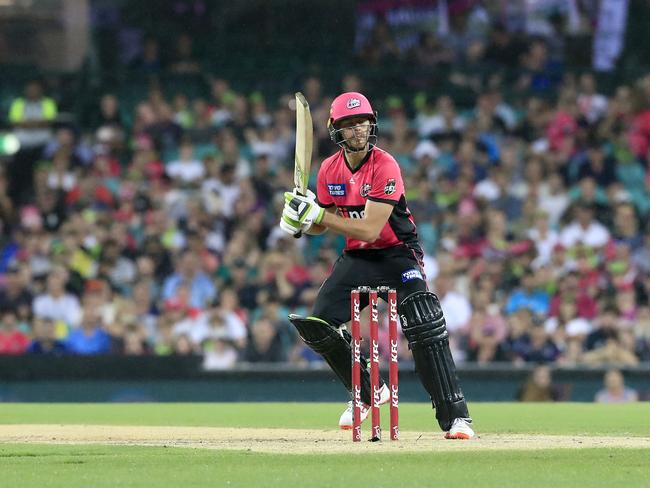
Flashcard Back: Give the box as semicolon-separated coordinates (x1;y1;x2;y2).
520;38;564;93
523;323;562;363
32;267;82;329
202;330;239;370
122;324;151;355
168;33;201;74
242;317;284;362
66;307;111;355
559;201;611;249
8;78;57;150
627;79;650;158
162;250;216;309
165;142;205;184
98;239;136;294
595;369;639;403
467;297;507;364
94;93;126;133
484;22;524;67
612;203;643;250
7;79;58;203
517;365;563;402
499;309;535;364
0;310;30;354
505;269;550;317
209;287;247;348
582;307;639;366
528;211;560;267
434;272;472;336
43;126;93;168
172;333;196;355
577;73;608;124
26;317;67;354
168;290;210;347
0;264;33;317
201;162;241;220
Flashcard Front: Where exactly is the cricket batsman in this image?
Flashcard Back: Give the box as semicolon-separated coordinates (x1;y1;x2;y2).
280;92;474;439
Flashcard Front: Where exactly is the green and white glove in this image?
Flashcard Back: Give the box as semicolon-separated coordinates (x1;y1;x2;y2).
279;189;316;236
281;189;325;235
280;205;301;235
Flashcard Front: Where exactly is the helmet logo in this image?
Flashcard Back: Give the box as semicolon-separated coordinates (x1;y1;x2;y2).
346;98;361;109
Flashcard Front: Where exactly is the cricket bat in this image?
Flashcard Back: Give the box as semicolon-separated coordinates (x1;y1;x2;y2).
293;91;313;237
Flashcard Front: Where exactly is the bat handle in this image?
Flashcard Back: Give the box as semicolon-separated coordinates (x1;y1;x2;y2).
293;189;305;238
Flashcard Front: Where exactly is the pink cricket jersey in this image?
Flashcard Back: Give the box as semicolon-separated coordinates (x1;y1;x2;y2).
316;146;422;259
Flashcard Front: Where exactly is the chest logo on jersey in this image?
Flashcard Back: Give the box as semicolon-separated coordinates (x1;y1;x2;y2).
401;268;424;282
327;184;347;196
340;205;365;219
384;178;396;195
360;183;371;197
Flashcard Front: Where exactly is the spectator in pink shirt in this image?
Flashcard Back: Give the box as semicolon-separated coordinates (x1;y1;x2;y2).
546;93;578;154
0;310;30;354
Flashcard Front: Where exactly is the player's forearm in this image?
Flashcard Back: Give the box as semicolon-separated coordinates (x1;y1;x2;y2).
320;211;379;242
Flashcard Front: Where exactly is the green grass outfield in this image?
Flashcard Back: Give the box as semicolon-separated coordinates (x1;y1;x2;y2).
0;403;649;487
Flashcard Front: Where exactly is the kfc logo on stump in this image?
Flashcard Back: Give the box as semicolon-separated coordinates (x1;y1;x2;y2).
384;178;396;195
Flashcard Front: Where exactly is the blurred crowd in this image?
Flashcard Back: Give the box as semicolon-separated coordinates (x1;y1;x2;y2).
0;7;649;373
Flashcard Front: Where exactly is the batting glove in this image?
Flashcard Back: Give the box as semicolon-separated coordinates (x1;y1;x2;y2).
280;206;302;235
282;189;324;234
279;189;316;236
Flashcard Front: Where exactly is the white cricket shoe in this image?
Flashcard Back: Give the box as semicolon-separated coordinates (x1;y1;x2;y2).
445;418;475;439
338;383;390;430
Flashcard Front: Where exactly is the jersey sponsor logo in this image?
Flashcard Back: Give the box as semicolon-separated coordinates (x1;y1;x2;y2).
327;183;347;196
347;98;361;109
401;268;423;282
360;183;371;197
340;205;365;219
384;178;396;195
347;209;365;219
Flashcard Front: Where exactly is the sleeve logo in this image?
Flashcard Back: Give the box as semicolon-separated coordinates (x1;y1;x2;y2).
384;178;396;195
360;183;371;197
401;268;423;282
327;183;347;196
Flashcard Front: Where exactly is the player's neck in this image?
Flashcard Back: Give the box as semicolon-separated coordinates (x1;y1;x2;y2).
344;147;369;169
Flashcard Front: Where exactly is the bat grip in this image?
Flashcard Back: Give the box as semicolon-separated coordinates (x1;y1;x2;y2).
293;189;304;238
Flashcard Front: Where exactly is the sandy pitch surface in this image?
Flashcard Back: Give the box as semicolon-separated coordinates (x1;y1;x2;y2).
0;425;649;453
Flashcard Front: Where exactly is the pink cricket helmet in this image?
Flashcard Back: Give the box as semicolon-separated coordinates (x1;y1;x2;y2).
328;92;376;128
328;92;377;146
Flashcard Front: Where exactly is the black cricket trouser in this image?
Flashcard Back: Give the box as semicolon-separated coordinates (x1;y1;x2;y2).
312;245;426;326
